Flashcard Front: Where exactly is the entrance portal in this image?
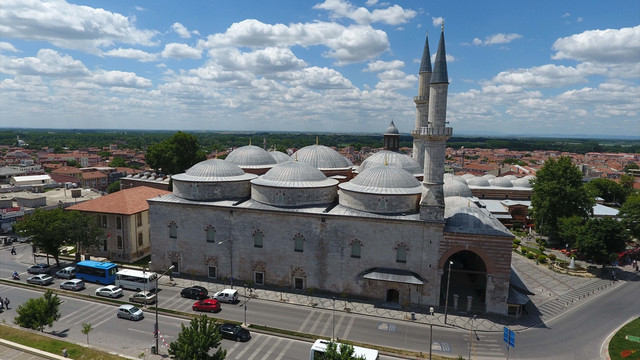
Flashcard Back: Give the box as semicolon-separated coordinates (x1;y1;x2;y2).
440;250;487;312
386;288;399;303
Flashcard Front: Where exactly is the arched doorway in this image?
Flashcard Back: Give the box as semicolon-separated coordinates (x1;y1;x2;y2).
386;288;399;303
440;250;487;313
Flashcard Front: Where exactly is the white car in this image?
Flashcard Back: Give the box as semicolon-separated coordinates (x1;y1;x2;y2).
117;304;144;321
26;274;54;286
129;291;157;305
59;279;85;291
95;285;123;298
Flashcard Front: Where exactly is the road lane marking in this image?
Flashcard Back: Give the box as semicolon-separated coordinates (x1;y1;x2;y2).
341;315;355;340
297;310;315;332
272;338;295;360
258;337;283;360
307;312;326;334
244;336;270;360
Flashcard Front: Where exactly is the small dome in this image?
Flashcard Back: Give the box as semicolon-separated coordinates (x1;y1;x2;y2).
358;150;422;176
461;174;475;180
172;159;256;182
384;120;400;135
291;145;351;170
252;161;338;188
340;165;421;195
513;177;533;188
268;150;290;163
482;174;496;180
444;178;473;197
226;145;277;169
490;177;514;187
503;175;518;181
467;176;491;187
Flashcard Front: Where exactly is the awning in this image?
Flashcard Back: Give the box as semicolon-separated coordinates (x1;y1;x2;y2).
361;267;424;285
507;287;531;305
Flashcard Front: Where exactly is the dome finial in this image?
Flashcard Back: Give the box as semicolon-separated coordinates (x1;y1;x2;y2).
441;19;444;31
249;138;252;146
384;154;388;166
315;136;319;146
295;152;299;161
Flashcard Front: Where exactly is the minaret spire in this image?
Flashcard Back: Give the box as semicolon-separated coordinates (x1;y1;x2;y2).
411;32;432;172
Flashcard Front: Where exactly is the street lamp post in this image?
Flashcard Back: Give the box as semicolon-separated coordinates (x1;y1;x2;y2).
153;264;175;354
444;260;453;325
429;306;434;360
468;315;477;360
332;296;336;341
218;238;233;289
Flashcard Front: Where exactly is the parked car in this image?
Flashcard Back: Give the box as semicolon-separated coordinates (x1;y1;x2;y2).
192;298;220;313
219;323;251;342
60;279;85;291
212;288;238;303
27;263;51;274
96;285;124;298
117;304;144;321
26;274;54;286
55;266;76;279
129;291;157;305
181;286;208;300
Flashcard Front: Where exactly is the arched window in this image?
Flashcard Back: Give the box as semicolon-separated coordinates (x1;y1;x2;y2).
138;233;143;246
169;222;177;239
294;234;304;252
206;227;215;243
117;236;123;250
101;215;107;228
116;217;122;230
396;245;407;263
253;231;264;248
351;241;361;258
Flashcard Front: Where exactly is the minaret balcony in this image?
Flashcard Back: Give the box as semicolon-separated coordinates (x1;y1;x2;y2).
411;127;452;137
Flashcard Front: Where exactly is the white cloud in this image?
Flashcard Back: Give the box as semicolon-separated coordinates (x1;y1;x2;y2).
210;47;306;75
363;60;404;72
432;17;444;27
492;64;598;88
0;0;158;53
0;42;19;53
287;67;354;90
91;70;152;88
161;43;202;59
471;33;522;46
552;26;640;64
374;69;416;90
172;23;192;39
0;49;88;77
103;48;157;62
200;19;388;64
313;0;416;25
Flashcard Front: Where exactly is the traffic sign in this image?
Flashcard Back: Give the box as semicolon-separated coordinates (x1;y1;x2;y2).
503;327;515;348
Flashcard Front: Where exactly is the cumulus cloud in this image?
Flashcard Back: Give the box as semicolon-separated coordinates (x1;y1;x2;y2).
552;26;640;64
103;48;157;62
172;23;192;39
288;67;354;89
363;60;404;72
200;19;388;64
0;49;88;77
0;0;157;53
491;64;601;88
432;17;444;27
313;0;416;25
374;69;416;90
210;47;306;75
471;33;522;46
91;70;152;88
161;43;202;59
0;42;19;53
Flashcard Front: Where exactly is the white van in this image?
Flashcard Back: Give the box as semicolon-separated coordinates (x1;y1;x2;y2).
212;289;238;303
55;266;76;279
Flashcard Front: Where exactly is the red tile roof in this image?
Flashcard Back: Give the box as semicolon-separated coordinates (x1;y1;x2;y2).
67;186;171;215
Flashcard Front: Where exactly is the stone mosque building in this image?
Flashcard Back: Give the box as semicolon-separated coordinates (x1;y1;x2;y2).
148;29;519;315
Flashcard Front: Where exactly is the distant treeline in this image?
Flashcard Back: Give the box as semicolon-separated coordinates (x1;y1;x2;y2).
1;129;638;155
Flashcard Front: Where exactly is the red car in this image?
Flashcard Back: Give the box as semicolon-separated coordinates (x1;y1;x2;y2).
192;298;221;313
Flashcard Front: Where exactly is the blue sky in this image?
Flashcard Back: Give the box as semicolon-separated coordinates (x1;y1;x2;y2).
1;0;638;138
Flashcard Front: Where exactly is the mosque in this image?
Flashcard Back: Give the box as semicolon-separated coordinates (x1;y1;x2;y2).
148;28;519;315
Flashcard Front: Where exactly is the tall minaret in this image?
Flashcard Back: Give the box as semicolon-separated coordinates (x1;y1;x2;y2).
412;33;432;168
419;24;452;221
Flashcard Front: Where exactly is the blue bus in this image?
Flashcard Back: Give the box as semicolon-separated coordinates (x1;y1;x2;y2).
75;260;118;284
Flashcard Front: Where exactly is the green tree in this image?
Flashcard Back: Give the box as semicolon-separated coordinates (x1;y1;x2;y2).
320;342;367;360
66;159;78;167
106;181;121;194
14;208;67;266
619;174;635;196
64;211;104;262
619;192;640;240
585;178;627;204
574;217;629;265
556;216;584;249
109;157;127;167
14;290;61;331
81;322;93;344
146;131;206;175
168;315;226;360
530;156;593;241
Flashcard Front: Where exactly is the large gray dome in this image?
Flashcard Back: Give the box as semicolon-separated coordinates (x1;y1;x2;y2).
268;150;290;163
226;145;277;169
172;159;256;182
444;178;473;197
357;150;423;176
467;176;491;187
490;177;514;187
291;144;351;170
340;165;422;195
251;161;338;188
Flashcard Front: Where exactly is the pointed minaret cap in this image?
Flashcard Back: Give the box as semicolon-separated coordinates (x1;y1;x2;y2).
419;32;432;74
430;24;448;84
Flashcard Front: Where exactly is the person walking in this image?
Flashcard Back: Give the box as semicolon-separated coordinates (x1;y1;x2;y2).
4;297;9;310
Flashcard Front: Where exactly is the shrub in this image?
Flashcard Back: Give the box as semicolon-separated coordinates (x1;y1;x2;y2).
512;244;519;250
539;246;545;252
538;255;547;263
548;253;557;261
513;239;521;245
521;248;528;255
527;252;535;259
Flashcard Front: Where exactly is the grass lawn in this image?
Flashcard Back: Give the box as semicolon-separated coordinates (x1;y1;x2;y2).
0;323;131;360
609;317;640;360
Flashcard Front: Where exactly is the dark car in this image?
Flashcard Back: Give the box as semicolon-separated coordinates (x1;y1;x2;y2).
219;323;251;342
181;285;208;300
192;299;220;313
28;263;51;274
